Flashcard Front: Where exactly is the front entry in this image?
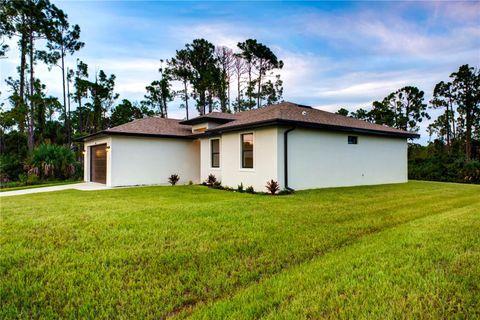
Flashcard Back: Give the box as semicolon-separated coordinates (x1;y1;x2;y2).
90;144;107;184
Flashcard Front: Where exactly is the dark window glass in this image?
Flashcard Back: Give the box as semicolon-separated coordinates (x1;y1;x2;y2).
241;133;254;168
348;136;358;144
211;139;220;168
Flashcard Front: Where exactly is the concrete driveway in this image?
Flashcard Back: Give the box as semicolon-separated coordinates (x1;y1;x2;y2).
0;182;110;197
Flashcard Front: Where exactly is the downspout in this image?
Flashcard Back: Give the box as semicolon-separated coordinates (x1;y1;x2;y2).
284;127;296;191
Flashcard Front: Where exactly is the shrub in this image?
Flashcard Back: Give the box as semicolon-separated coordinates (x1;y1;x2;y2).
237;183;244;192
0;181;23;189
27;173;40;185
212;180;222;189
224;186;234;192
246;186;255;194
188;180;193;185
206;174;217;186
72;161;84;180
18;173;28;184
168;174;180;186
0;154;23;182
30;144;77;180
462;161;480;184
266;179;280;195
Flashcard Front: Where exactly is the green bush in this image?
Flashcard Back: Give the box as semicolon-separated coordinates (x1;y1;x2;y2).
408;142;479;184
237;183;244;193
462;161;480;184
0;154;23;182
27;173;40;185
30;144;78;180
18;173;27;184
246;186;255;194
212;180;222;189
206;174;217;186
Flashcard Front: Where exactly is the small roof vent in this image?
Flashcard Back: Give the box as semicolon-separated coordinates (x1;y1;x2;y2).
302;110;307;116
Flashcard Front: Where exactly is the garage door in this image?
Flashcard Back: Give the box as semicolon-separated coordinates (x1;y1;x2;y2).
91;144;107;184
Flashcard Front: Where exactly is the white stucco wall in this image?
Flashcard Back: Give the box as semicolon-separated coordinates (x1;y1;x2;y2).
200;127;279;192
84;135;199;187
83;127;408;191
83;137;113;186
279;128;408;190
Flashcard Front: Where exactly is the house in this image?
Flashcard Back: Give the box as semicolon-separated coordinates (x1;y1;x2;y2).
81;102;419;191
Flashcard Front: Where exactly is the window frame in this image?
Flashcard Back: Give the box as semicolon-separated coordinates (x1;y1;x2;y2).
240;132;255;170
348;135;358;145
210;138;221;169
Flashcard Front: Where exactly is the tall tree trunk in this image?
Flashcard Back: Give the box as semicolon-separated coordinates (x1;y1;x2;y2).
102;109;106;130
61;50;69;146
449;96;456;140
208;91;213;113
405;102;410;131
18;24;27;133
237;72;241;111
227;79;231;112
67;67;72;145
257;61;262;108
200;91;206;115
446;109;451;146
184;80;189;120
160;98;166;118
27;30;35;153
248;64;252;109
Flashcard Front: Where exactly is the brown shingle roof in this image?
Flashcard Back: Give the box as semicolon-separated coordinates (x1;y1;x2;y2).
81;117;195;141
81;102;419;141
106;117;192;136
208;102;419;138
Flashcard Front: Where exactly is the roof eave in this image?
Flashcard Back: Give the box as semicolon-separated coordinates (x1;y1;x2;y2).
77;130;197;142
205;119;420;139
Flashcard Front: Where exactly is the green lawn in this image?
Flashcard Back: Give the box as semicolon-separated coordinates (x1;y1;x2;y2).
1;181;479;319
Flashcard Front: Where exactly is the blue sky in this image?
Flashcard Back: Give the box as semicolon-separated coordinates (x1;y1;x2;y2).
1;1;479;143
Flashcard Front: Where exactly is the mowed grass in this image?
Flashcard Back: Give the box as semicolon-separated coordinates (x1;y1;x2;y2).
0;181;479;319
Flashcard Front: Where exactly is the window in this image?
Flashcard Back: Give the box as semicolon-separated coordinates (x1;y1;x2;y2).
241;133;254;168
211;139;220;168
348;136;358;144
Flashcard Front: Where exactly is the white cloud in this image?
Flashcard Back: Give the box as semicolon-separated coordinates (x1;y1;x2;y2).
294;3;480;57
